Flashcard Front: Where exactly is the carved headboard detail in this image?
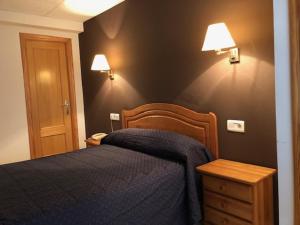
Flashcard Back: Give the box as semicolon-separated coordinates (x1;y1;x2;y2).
122;103;219;159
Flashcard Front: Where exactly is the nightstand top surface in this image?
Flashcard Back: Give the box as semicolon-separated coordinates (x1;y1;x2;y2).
85;138;100;145
196;159;276;184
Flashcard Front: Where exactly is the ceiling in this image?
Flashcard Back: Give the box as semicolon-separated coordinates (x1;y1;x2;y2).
0;0;124;22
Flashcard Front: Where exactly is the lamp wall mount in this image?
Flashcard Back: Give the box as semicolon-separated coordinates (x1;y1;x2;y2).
229;48;240;64
100;70;114;80
215;47;240;64
107;70;114;80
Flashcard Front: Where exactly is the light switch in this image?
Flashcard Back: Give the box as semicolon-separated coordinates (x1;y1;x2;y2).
227;120;245;133
110;113;120;121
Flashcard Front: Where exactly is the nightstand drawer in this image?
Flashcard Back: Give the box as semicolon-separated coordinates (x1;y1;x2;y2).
203;175;253;203
204;206;251;225
204;191;253;221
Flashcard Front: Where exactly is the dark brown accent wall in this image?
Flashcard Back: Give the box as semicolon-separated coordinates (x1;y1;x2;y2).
79;0;277;221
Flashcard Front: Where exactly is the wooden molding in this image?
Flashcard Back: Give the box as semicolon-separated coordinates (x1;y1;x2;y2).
0;10;83;33
20;34;35;158
19;33;79;158
122;103;219;159
65;37;80;150
289;0;300;224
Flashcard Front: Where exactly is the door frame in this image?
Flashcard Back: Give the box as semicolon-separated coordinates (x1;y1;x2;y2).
20;33;79;159
289;0;300;224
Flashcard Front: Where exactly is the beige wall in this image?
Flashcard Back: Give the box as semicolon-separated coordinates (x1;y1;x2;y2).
0;23;86;165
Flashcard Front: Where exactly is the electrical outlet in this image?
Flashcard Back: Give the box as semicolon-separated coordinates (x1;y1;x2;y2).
110;113;120;121
227;120;245;133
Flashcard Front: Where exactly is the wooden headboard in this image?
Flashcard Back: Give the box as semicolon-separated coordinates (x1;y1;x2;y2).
122;103;219;159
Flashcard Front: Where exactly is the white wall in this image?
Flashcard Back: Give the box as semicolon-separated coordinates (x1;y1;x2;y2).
0;22;86;165
273;0;294;224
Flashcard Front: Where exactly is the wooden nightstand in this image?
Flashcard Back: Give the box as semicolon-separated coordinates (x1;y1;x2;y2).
196;159;276;225
85;138;101;147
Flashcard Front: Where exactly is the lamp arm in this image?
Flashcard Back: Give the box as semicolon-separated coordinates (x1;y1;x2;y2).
215;49;229;55
108;70;114;80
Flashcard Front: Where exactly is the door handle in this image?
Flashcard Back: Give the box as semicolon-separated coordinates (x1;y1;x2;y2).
62;99;70;115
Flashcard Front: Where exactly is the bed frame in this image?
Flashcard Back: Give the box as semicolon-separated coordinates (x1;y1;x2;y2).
122;103;219;159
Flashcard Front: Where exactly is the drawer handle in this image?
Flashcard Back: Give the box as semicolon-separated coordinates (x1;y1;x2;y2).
219;184;226;191
220;201;227;209
222;218;229;225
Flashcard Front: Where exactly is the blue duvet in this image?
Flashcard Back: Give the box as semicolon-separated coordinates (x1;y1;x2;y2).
0;128;211;225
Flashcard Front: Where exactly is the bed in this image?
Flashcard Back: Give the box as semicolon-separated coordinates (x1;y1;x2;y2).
0;103;219;225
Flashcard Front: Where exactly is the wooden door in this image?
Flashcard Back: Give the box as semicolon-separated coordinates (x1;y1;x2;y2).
20;34;79;159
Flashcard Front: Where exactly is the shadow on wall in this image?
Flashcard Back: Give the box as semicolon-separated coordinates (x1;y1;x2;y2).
96;2;127;40
88;73;145;110
176;54;273;109
85;71;145;134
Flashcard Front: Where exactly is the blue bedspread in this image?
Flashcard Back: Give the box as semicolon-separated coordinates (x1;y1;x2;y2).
0;128;211;225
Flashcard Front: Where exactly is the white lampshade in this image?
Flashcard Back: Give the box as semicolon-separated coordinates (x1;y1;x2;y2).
91;54;111;71
202;23;236;51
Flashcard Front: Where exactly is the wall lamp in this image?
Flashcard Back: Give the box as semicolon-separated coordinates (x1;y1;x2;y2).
202;23;240;64
91;54;114;80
